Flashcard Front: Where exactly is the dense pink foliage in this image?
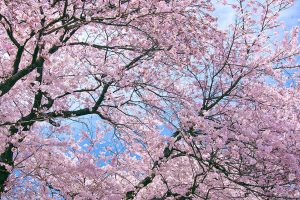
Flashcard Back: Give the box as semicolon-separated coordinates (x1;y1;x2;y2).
0;0;299;199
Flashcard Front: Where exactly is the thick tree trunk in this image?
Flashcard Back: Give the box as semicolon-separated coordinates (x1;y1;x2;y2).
0;143;13;193
0;126;19;194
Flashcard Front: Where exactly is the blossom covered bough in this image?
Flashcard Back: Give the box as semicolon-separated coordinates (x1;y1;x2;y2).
0;0;299;199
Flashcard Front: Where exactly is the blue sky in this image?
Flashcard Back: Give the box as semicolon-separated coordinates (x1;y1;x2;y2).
280;1;300;29
214;0;300;30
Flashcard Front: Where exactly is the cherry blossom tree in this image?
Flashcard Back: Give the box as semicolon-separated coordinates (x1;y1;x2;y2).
0;0;299;199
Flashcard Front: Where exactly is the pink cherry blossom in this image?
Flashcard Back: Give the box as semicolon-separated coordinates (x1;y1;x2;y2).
0;0;300;199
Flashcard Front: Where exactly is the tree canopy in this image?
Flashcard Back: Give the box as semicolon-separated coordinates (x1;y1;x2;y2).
0;0;300;199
